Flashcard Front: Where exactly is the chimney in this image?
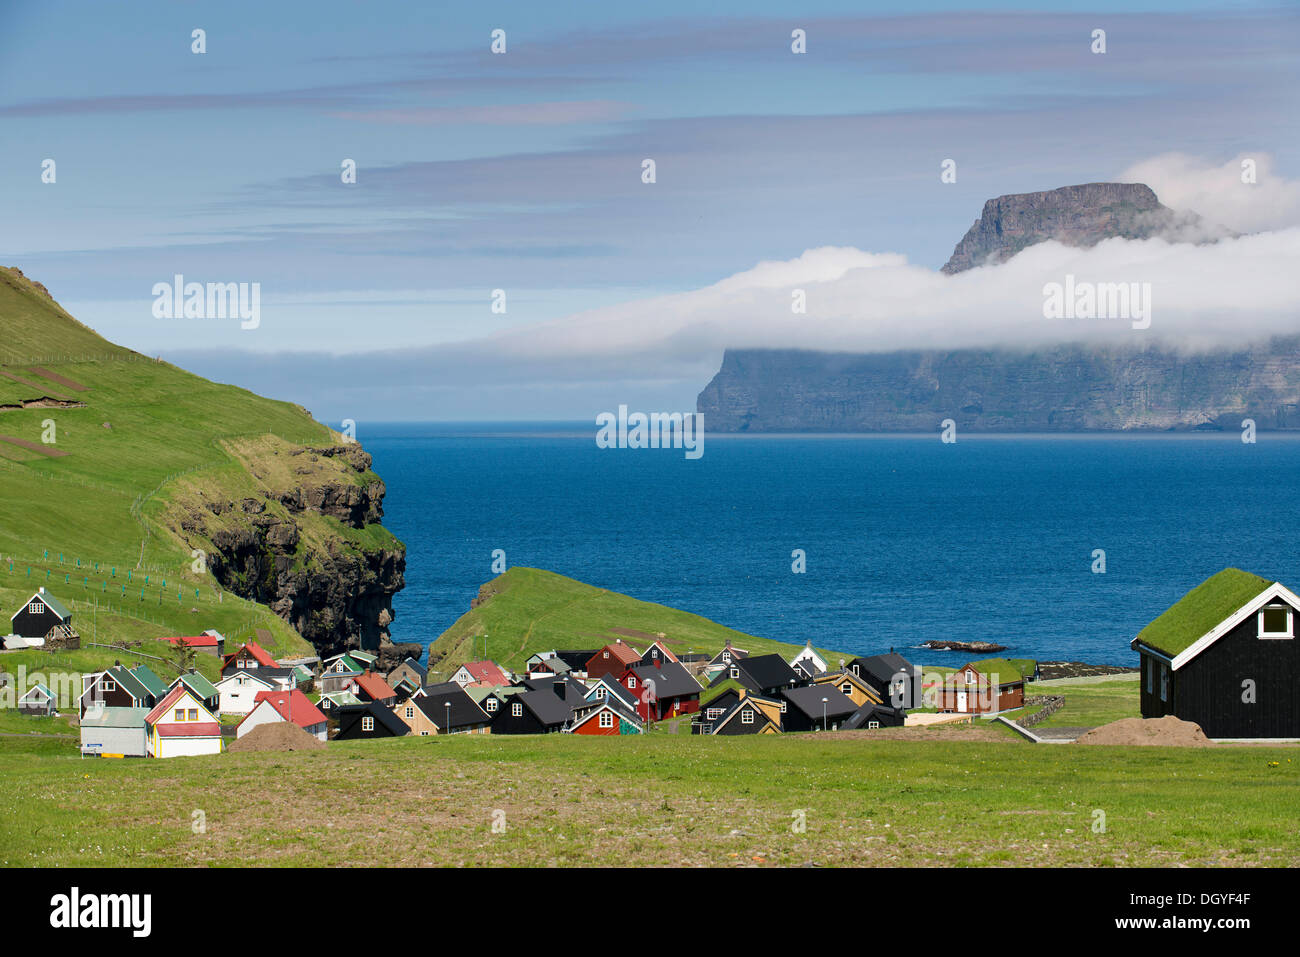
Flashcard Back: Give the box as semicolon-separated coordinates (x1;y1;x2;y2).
39;587;45;595
655;657;662;669
553;679;566;699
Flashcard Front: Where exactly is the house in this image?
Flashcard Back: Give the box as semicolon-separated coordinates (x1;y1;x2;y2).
582;673;640;712
144;685;223;758
938;659;1026;714
354;671;398;707
778;685;858;732
318;654;364;694
812;669;883;709
585;641;642;682
521;675;591;709
570;698;645;735
347;650;379;671
464;684;522;721
215;669;278;715
170;670;220;715
713;653;802;697
618;660;702;721
553;649;599;675
221;640;279;674
1131;568;1300;739
638;639;679;667
789;641;827;679
449;660;513;689
699;694;782;735
18;683;56;716
525;654;571;679
334;701;410;740
842;702;906;730
317;690;362;713
237;689;330;742
490;689;572;734
401;685;492;736
79;663;165;718
10;587;75;642
159;633;224;657
387;656;427;694
80;706;149;757
707;640;749;669
848;652;923;709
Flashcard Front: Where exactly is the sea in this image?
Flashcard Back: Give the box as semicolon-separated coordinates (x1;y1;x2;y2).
363;423;1300;668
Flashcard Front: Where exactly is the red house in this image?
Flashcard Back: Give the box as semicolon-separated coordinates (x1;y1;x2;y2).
617;659;701;722
221;640;279;675
586;641;642;682
936;659;1026;714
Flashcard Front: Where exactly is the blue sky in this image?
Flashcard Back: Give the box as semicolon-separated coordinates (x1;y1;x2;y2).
1;0;1296;419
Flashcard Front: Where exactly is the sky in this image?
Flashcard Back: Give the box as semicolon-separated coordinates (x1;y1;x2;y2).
1;0;1297;422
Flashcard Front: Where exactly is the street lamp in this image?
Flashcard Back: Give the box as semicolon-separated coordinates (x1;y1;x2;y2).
822;696;828;731
444;700;451;736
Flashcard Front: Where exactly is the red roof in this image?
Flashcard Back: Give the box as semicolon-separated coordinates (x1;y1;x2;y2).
354;671;397;701
145;684;216;726
242;689;328;731
458;661;510;687
157;722;221;737
223;640;278;670
160;635;221;647
588;643;641;669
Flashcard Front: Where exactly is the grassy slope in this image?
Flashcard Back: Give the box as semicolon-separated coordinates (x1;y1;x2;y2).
0;266;396;670
429;567;844;674
1;732;1296;867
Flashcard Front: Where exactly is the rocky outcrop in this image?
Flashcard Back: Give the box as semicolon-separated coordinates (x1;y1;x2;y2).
168;439;406;659
940;182;1217;274
698;339;1300;432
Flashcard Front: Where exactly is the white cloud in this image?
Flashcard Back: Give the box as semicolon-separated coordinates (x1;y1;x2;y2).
1117;152;1300;234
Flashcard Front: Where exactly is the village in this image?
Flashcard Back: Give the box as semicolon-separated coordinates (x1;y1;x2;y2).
2;565;1298;755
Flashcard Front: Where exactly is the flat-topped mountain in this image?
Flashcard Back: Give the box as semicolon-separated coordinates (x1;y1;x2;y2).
940;182;1209;274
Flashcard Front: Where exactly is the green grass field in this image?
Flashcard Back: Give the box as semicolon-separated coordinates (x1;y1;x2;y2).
1;731;1295;867
429;566;843;673
0;265;404;675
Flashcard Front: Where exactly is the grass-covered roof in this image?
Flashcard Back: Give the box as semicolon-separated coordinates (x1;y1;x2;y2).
1135;568;1272;657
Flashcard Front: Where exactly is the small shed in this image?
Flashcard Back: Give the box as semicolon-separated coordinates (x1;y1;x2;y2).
18;683;57;716
80;707;149;757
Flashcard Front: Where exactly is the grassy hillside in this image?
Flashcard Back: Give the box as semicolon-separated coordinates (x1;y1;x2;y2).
2;731;1295;867
429;567;845;673
0;266;400;671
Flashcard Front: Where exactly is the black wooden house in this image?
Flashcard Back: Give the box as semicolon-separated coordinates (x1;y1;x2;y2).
10;588;72;639
1131;568;1300;739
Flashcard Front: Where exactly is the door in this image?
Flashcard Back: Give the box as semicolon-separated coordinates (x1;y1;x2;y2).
956;690;968;712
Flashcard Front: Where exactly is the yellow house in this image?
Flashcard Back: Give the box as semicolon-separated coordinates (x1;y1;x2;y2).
813;670;882;708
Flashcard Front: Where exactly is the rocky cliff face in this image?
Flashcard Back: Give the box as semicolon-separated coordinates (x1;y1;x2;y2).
698;340;1300;432
164;438;410;659
940;182;1213;274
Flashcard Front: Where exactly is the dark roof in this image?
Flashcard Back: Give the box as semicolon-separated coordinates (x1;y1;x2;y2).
414;686;491;730
510;690;573;727
735;654;801;691
522;675;589;706
12;589;72;621
554;650;599;671
842;702;903;730
420;680;463;696
780;685;859;721
336;702;409;736
400;656;427;678
852;653;918;684
627;660;701;700
586;675;638;709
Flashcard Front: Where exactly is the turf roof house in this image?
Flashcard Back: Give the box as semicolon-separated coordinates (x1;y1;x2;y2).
9;587;77;645
938;659;1026;714
1131;568;1300;739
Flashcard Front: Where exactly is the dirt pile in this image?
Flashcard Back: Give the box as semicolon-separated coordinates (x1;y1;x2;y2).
1077;716;1213;747
228;721;325;752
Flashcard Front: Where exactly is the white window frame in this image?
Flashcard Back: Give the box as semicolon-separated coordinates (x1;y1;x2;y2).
868;720;880;729
405;706;414;719
511;702;523;717
362;716;374;732
599;711;614;729
741;709;754;724
1258;604;1294;639
485;698;498;712
628;676;637;689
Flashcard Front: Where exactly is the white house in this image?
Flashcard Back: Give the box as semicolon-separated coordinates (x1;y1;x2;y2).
790;641;828;678
216;669;277;715
236;689;329;742
145;685;223;758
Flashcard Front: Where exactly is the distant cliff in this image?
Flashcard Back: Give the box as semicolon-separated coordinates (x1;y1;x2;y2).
698;340;1300;432
698;183;1272;433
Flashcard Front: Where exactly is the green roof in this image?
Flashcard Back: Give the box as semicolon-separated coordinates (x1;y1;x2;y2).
1135;568;1273;657
700;678;746;707
177;671;219;699
964;658;1027;684
129;664;168;698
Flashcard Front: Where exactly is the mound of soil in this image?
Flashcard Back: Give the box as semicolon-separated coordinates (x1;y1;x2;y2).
228;722;325;752
1077;716;1213;747
1039;661;1138;680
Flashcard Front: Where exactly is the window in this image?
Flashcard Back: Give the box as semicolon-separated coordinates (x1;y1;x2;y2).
851;665;859;676
28;602;41;614
1145;657;1153;693
780;701;787;713
707;708;723;720
1159;665;1169;703
840;682;852;695
187;709;197;721
965;670;975;684
1258;604;1294;638
730;667;739;679
362;716;374;732
103;680;116;692
603;651;610;659
628;676;637;689
420;731;429;736
595;687;606;699
511;703;523;717
174;709;184;721
741;709;754;724
405;706;414;719
599;712;614;729
486;698;498;712
722;652;731;663
868;720;880;729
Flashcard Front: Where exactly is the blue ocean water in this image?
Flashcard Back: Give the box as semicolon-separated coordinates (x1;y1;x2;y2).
363;424;1300;668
